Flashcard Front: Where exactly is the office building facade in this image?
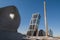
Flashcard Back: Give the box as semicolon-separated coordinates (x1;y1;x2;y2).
27;13;40;36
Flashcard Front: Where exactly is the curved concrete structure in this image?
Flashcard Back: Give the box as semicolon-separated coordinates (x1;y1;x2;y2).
0;6;20;32
0;6;25;40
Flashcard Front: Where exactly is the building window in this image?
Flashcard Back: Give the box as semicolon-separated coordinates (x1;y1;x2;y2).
32;19;36;24
33;15;37;18
29;25;32;29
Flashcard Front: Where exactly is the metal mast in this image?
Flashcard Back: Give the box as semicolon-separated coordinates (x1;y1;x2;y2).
44;0;48;37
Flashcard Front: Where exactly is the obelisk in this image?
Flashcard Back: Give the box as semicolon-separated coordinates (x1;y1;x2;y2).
44;0;48;37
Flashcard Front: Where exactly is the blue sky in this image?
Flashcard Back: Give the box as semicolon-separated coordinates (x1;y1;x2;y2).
0;0;60;37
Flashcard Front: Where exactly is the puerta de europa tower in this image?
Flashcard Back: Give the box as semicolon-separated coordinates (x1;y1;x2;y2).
27;13;40;36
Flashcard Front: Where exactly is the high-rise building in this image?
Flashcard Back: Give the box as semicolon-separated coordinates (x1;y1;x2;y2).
48;29;53;37
27;13;40;36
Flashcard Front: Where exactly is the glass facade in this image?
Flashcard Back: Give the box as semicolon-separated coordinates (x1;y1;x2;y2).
27;13;40;36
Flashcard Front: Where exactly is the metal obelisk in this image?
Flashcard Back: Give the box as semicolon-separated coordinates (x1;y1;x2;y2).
44;0;48;37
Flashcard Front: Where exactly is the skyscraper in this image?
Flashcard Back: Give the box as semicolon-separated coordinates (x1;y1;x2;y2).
27;13;40;36
48;29;53;37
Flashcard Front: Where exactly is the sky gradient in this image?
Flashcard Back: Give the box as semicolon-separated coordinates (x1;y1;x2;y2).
0;0;60;37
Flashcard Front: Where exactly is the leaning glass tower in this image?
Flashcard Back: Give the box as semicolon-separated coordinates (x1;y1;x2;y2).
27;13;40;36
